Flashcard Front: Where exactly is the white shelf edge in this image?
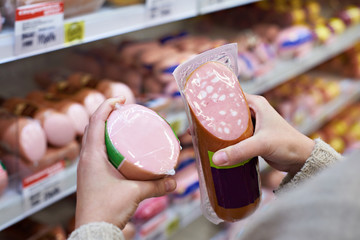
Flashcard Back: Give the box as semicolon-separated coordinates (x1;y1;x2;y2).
242;25;360;95
199;0;259;15
297;81;360;135
0;2;198;64
0;162;77;231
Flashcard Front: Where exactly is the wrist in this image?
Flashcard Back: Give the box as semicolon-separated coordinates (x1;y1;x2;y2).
288;136;315;176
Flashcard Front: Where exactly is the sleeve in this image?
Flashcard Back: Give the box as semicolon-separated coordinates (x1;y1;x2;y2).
67;222;125;240
275;138;343;195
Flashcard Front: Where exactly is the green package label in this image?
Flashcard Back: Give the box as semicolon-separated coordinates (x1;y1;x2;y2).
105;121;125;169
0;161;6;171
208;151;251;169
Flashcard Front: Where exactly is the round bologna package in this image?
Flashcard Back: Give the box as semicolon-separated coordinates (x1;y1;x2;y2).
105;104;180;180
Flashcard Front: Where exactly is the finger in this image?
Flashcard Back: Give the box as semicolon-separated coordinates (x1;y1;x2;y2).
212;136;265;166
136;177;176;201
122;223;136;240
85;97;126;149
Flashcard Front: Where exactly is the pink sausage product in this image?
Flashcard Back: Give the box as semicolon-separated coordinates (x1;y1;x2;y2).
67;88;106;115
173;163;199;200
96;80;136;104
2;98;76;147
133;196;169;221
105;104;180;180
2;141;79;179
0;113;47;163
27;91;89;136
174;44;261;223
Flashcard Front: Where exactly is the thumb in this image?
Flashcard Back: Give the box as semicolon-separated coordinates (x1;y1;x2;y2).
136;177;177;201
212;136;263;166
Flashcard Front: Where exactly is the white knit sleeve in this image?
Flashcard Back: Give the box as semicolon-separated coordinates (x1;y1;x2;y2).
68;222;125;240
275;138;343;195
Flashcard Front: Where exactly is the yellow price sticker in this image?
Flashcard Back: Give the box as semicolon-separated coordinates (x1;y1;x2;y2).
64;21;85;44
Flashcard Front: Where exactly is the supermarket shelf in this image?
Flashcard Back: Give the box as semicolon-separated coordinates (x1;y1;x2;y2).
0;1;197;64
0;162;77;231
242;25;360;95
297;81;360;135
199;0;260;15
0;110;187;231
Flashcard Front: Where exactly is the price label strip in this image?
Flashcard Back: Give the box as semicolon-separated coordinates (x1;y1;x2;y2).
22;161;66;211
146;0;175;20
14;1;64;55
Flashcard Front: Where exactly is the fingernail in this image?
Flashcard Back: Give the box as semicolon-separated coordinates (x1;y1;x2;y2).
213;152;228;166
165;178;176;192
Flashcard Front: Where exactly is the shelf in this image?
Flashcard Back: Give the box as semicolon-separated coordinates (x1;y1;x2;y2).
242;25;360;95
0;161;77;231
199;0;260;15
297;80;360;135
0;1;197;64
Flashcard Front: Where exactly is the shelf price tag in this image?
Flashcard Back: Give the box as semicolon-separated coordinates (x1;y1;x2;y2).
22;161;66;211
64;21;85;44
14;1;64;55
146;0;175;20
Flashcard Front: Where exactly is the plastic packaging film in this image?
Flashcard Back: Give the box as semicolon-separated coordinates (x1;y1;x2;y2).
173;44;261;223
105;103;180;180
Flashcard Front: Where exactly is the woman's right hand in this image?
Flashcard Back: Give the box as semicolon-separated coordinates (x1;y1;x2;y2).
212;93;315;176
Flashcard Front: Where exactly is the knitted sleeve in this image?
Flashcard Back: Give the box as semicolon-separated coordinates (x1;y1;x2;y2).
67;222;125;240
275;138;343;195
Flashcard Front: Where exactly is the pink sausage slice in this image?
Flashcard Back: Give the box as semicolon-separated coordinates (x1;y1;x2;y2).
105;104;180;180
185;61;250;140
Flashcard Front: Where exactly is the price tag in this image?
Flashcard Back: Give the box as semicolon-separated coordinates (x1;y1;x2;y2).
14;1;64;55
64;21;85;44
22;161;66;211
146;0;174;20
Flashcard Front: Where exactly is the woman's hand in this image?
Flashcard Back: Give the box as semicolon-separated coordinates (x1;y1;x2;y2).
75;97;176;230
212;94;315;175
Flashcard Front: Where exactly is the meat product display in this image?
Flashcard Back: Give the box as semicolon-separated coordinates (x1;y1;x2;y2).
2;98;76;147
0;113;47;163
153;52;195;84
174;44;261;223
134;196;169;221
70;88;106;115
275;26;314;58
27;91;89;136
96;80;136;104
173;163;199;201
105;104;180;180
48;84;106;115
2;140;79;179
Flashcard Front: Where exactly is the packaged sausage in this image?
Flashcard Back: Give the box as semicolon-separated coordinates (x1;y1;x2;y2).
0;110;47;163
105;104;180;180
48;83;106;115
133;196;169;221
2;140;79;179
27;91;89;136
2;98;76;147
173;44;261;223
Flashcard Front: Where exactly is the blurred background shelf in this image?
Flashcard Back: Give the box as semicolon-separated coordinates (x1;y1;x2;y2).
199;0;260;14
0;162;77;231
297;80;360;135
242;25;360;95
